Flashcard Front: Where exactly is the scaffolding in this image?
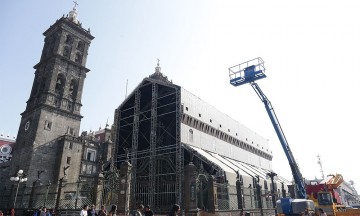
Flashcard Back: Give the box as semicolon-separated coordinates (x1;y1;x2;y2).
114;75;182;213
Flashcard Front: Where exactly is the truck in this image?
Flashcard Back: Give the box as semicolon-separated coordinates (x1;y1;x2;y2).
307;174;360;216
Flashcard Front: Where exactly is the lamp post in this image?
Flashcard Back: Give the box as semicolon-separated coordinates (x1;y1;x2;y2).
266;171;277;208
10;169;28;208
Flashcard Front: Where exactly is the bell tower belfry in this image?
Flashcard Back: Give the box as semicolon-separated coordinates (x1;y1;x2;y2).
10;4;94;181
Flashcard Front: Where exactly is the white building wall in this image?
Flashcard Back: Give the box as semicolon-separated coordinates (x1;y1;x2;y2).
180;88;272;170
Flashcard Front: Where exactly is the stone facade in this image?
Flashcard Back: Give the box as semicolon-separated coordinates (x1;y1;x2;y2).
0;7;115;202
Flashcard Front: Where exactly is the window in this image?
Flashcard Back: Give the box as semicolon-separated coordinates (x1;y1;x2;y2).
75;52;82;64
186;107;188;111
199;113;201;117
77;41;85;51
65;35;73;44
68;127;74;135
44;120;52;130
69;142;73;150
81;163;86;174
69;79;78;100
86;149;96;161
189;129;193;142
63;46;70;58
86;164;92;174
66;157;71;164
55;74;66;95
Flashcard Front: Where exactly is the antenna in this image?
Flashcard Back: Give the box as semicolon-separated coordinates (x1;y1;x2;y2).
317;154;325;179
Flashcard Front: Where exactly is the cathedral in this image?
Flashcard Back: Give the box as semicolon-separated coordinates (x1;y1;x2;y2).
0;4;290;215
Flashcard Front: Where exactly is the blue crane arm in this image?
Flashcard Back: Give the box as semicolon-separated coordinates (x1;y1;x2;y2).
250;82;307;199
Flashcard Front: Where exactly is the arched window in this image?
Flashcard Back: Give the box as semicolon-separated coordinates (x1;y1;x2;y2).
77;41;85;51
55;74;66;95
63;46;71;58
69;79;78;99
65;35;73;44
75;52;82;64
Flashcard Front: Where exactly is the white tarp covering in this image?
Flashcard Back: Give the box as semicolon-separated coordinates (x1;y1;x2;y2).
185;143;291;186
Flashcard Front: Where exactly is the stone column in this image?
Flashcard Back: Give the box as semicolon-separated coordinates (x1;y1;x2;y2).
118;160;132;216
208;175;218;213
184;162;198;216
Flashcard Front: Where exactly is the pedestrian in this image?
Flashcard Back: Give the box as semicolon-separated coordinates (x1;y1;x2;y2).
136;205;144;216
97;205;107;216
144;205;154;216
10;208;15;216
0;210;3;216
108;205;117;216
80;205;88;216
301;208;312;216
40;207;47;216
87;204;97;216
318;208;327;216
33;207;42;216
168;204;181;216
46;209;53;216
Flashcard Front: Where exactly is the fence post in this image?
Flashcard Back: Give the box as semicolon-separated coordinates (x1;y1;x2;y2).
75;179;81;209
94;173;104;209
44;180;51;208
236;172;244;210
255;176;263;216
55;178;64;211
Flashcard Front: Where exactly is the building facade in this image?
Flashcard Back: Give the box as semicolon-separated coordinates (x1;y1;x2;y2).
113;65;289;214
0;6;113;210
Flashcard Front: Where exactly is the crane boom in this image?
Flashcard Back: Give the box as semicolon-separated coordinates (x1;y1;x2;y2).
250;82;306;199
229;57;306;199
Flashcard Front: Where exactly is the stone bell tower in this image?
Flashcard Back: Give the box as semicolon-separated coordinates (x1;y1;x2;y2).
9;4;94;182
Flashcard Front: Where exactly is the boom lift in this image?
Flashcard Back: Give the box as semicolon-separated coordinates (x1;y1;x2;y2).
229;58;314;215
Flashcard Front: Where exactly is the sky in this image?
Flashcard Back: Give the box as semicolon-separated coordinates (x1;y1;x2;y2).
1;1;360;192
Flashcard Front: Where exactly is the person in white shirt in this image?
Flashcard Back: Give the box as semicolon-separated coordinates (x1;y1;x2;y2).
80;205;88;216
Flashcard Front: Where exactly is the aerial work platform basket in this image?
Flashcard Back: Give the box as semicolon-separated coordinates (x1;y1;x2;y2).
229;57;266;86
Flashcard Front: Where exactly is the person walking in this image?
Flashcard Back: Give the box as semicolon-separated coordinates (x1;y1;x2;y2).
87;204;97;216
39;207;47;216
144;205;154;216
10;208;15;216
107;205;117;216
97;205;107;216
80;205;89;216
136;205;144;216
168;204;181;216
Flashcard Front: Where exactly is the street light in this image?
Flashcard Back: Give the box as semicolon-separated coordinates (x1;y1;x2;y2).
10;169;28;208
266;171;277;208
